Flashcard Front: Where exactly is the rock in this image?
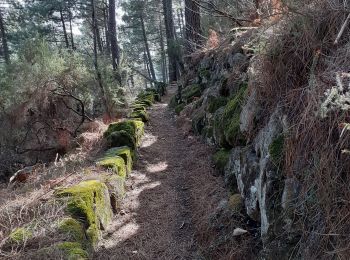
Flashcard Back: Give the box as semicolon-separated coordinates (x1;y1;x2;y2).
96;155;127;178
233;228;248;237
56;180;113;245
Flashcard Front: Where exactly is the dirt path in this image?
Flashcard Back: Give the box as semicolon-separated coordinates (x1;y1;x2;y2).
95;85;227;260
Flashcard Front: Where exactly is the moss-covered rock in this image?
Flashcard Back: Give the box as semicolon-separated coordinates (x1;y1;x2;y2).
130;110;149;123
182;84;202;103
222;85;247;147
56;242;89;260
96;155;127;178
175;103;186;115
58;218;87;245
269;135;285;167
56;180;113;245
104;120;144;145
107;130;136;150
213;149;231;173
207;96;228;113
192;111;206;135
105;146;134;173
228;194;243;214
102;175;125;213
8;227;33;244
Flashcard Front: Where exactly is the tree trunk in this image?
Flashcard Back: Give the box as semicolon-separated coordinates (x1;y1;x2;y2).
162;0;177;82
140;14;156;81
108;0;120;70
60;9;70;48
0;8;9;64
69;10;75;50
185;0;202;54
103;2;111;54
159;16;167;83
91;0;110;117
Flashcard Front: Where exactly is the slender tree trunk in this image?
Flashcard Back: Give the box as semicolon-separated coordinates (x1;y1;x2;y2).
109;0;120;70
140;14;156;81
103;2;111;54
92;0;110;117
162;0;177;82
185;0;202;54
60;9;70;48
69;10;75;50
96;25;103;53
0;8;9;65
159;16;167;83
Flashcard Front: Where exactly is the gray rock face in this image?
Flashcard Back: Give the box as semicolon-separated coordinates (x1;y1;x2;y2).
225;107;296;256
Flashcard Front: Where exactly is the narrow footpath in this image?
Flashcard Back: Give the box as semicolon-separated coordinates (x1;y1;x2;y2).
95;85;227;260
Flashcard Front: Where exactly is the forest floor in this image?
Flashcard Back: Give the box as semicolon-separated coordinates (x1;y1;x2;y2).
94;85;228;260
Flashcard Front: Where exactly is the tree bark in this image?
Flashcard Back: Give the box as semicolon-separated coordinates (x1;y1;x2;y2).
108;0;120;70
69;10;75;50
0;8;9;64
140;13;156;81
159;16;167;83
60;8;70;48
162;0;177;82
185;0;202;54
103;2;111;54
91;0;110;117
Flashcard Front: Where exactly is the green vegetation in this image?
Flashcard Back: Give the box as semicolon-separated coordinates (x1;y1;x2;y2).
9;227;33;244
105;146;134;173
104;120;145;145
182;84;203;103
213;149;231;173
58;218;87;245
228;194;243;214
56;180;113;245
222;84;247;147
207;96;228;113
96;156;127;178
56;242;89;260
269;135;285;167
175;103;186;115
130;110;149;122
107;130;136;150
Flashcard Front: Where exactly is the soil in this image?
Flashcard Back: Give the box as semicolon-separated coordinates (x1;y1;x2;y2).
94;85;228;260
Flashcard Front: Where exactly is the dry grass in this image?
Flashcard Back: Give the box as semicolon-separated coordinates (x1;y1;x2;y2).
0;119;107;259
254;0;350;258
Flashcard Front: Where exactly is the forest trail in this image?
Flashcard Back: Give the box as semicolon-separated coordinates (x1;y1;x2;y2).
94;85;225;259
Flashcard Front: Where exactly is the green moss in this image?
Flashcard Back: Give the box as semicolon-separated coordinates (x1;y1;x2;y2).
155;82;167;96
9;227;33;243
207;96;228;113
175;103;186;115
58;218;87;245
222;84;247;146
107;130;136;150
269;135;285;167
96;156;127;178
132;106;147;112
213;149;231;173
182;84;202;103
130;110;149;122
104;120;144;145
57;242;89;260
228;194;243;214
105;146;134;173
56;180;113;245
199;68;211;80
169;95;178;108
